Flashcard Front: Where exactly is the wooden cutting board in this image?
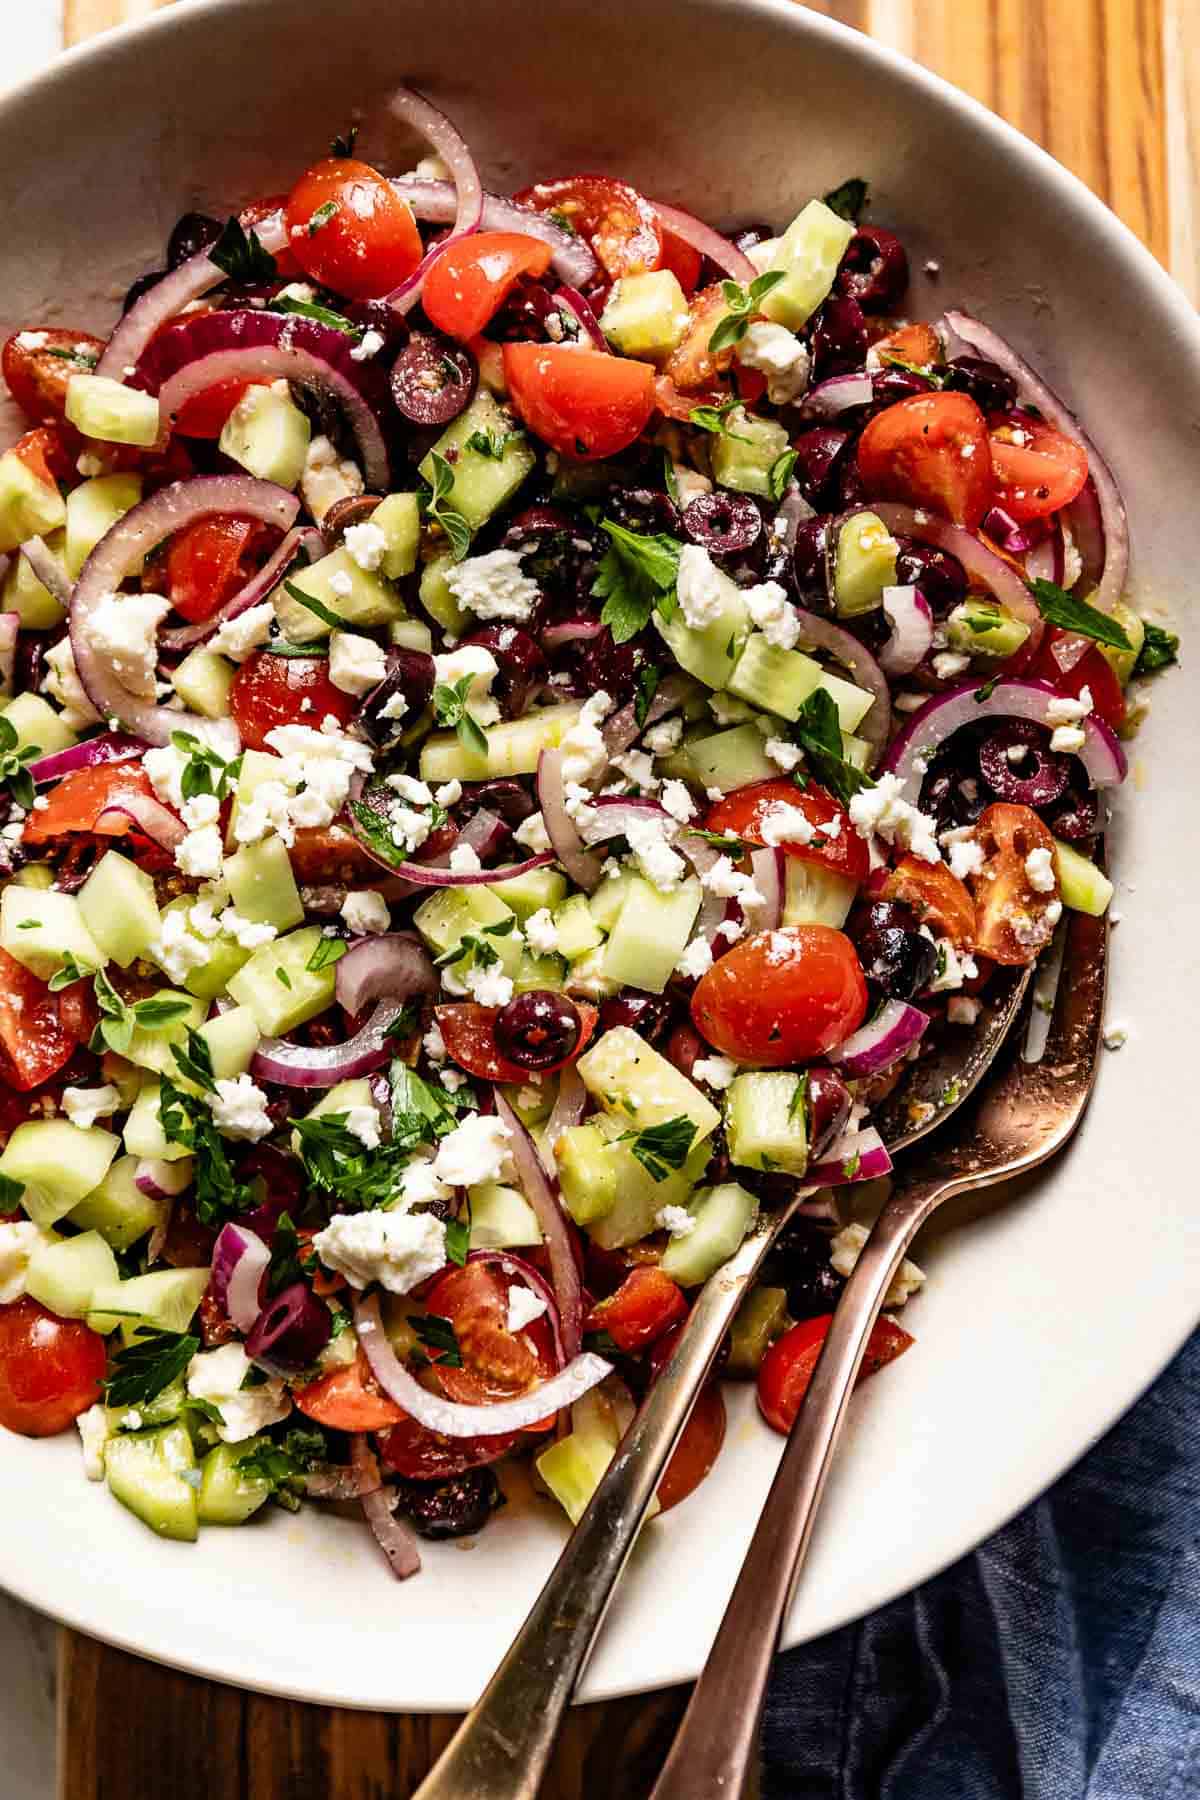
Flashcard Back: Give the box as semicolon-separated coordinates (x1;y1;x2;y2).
54;2;1197;1795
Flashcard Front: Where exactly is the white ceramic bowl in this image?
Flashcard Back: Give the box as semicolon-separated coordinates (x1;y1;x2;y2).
0;0;1196;1714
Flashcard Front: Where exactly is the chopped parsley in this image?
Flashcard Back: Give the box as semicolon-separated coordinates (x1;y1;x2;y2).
789;688;874;810
274;295;361;337
1029;579;1133;651
159;1060;255;1228
330;124;360;158
464;427;513;459
306;935;348;973
209;215;277;284
307;199;340;235
432;674;490;758
634;663;661;730
1134;622;1179;676
974;676;1000;703
768;449;799;502
235;1426;330;1509
688;398;744;435
707;271;787;354
444;1203;471;1267
88;971;193;1058
412;1313;463;1366
619;1114;698;1183
822;177;870;223
169;1027;217;1094
282;579;345;634
103;1327;199;1410
592;518;682;644
265;1211;311;1295
422;451;472;562
789;1072;809;1123
171;730;242;803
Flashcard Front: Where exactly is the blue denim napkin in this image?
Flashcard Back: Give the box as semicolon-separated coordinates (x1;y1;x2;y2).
761;1328;1200;1798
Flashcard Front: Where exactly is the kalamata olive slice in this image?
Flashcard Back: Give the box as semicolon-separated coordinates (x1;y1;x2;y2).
321;493;383;548
665;1021;706;1079
601;994;674;1044
848;897;920;939
457;778;536;824
459;625;546;718
871;366;935;409
395;1467;505;1540
921;766;986;832
681;491;762;555
390;334;476;425
609;486;681;538
344;298;410;358
495;991;583;1070
358;650;436;745
943;356;1019;414
1044;780;1099;843
835;225;909;312
856;927;938;1001
167;211;223;270
792;517;831;594
977;719;1070;808
789;427;853;509
893;540;968;614
809;294;868;382
806;1065;853;1161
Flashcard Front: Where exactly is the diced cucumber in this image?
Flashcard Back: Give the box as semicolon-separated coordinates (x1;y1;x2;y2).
4;531;68;627
512;949;566;994
554;1123;618;1226
659;1181;758;1286
123;990;208;1077
225;925;338;1035
418;701;583;783
224;748;284;847
945;598;1031;660
665;722;777;791
727;1285;791;1377
600;271;690;359
728;635;874;731
196;1441;272;1525
536;1424;617;1527
467;1181;543;1248
655;571;751;689
25;1230;119;1319
11;863;54;892
77;849;160;967
833;512;899;617
1053;840;1113;916
587;866;638;933
553;893;605;962
709;410;791;499
64;474;143;579
0;886;103;982
418;552;468;636
223;836;303;930
781;859;858;929
105;1422;198;1542
219;381;310;489
725;1071;808;1175
67;1153;167;1251
172;646;236;719
272;546;402;642
843;730;872;770
150;898;250;999
0;1119;119;1228
88;1266;209;1338
582;1114;711;1249
122;1080;192;1163
487;865;568;920
1099;600;1145;686
288;1077;375;1153
759;199;857;331
601;875;702;995
106;1373;189;1433
563;945;621;1003
413;884;514;958
65;374;159;447
2;691;78;757
419;392;535;531
390;615;434;653
372;492;422;580
0;448;66;553
577;1025;721;1141
198;1005;261;1081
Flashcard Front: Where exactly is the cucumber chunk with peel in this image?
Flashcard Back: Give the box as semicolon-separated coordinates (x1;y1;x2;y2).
372;492;422;580
0;448;67;553
65;474;143;579
66;374;160;447
223;836;304;930
0;886;103;982
577;1026;721;1140
659;1182;759;1286
2;691;77;757
759;200;857;331
709;411;791;499
87;1266;209;1338
25;1230;119;1319
67;1154;169;1251
419;391;535;532
106;1423;199;1542
467;1182;544;1248
78;850;161;967
554;1123;618;1226
196;1441;273;1525
781;860;858;929
1053;840;1114;916
725;1071;809;1175
272;546;402;642
0;1120;120;1228
833;513;899;617
727;1285;792;1376
945;598;1032;660
601;875;702;995
172;647;236;719
600;271;690;359
219;381;311;489
226;926;338;1035
418;701;583;783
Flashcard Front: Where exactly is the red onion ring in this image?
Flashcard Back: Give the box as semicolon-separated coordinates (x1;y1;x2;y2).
28;734;145;787
1023;529;1059;586
333;931;437;1017
159;524;324;653
383;86;484;315
354;1292;609;1436
869;501;1044;649
1063;478;1106;593
771;484;816;558
387;180;598;287
353;1434;421;1581
354;849;555;890
884;676;1127;799
465;1249;566;1368
796;372;874;419
303;1460;383;1502
209;1223;270;1333
828;999;929;1077
94;793;186;850
539;1064;588;1173
878;585;934;679
535;748;604;893
792;606;891;766
493;1089;584;1361
652;201;758;284
69;474;299;745
574;793;669;845
553;286;608;351
18;537;74;610
253;1002;412;1089
941;311;1129;616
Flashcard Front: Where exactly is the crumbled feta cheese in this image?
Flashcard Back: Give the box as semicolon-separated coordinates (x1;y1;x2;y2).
15;330;48;350
149;907;209;984
390;805;433;857
43;636;101;727
625;811;687;892
744;237;781;272
399;1154;450;1209
655;1204;696;1238
341;888;391;935
176;823;224;880
76;1404;109;1481
218;907;277;950
90;591;171;698
758;802;815;847
848;773;941;864
735;322;811;406
676;544;728;629
207;1074;272;1141
1060;519;1083;590
349;327;386;363
947;995;981;1026
187;898;224;941
524;907;560;956
422;1019;446;1064
927;936;978;993
432;644;502;726
506;1285;549;1334
433;1113;512;1188
612;748;658;791
1049;725;1087;754
209;600;275;663
559;690;615;785
1024;846;1056;893
386;773;433;805
831;1222;925;1306
434;780;462;808
263;722;375;833
643;715;683;757
328;630;388;696
62;1084;120;1130
676;936;713;980
0;1221;54;1303
701;854;764;909
232;775;295;848
180;791;220;832
1045;688;1093;726
329;570;354;599
342;520;388;572
314;1208;448;1294
300;434;364;523
947;837;985;881
659;779;697;824
449;842;482;874
344;1105;382;1150
765;737;805;773
446;547;540;622
690;1055;737;1093
932;651;971;682
186;1344;290;1443
464;961;513;1008
513;811;552;853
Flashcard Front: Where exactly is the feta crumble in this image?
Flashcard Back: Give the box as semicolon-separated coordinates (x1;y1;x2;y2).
90;591;172;698
524;907;560;955
625;811;687;892
831;1222;925;1306
0;1221;55;1304
765;737;805;773
343;520;388;571
433;1113;513;1188
186;1344;291;1443
692;1054;737;1090
62;1084;120;1130
209;601;275;662
506;1285;549;1334
559;690;615;785
848;773;942;864
676;936;713;980
208;1074;273;1141
735;321;811;405
1024;846;1056;893
656;1204;697;1239
329;631;388;696
676;544;728;630
446;547;540;621
313;1209;448;1295
743;580;801;650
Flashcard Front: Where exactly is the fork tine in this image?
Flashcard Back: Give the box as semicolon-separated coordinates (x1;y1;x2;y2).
1038;896;1109;1076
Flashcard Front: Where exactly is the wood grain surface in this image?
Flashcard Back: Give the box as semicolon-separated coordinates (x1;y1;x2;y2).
53;1;1195;1796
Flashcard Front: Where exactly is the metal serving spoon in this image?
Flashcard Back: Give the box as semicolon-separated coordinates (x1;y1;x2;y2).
412;957;1037;1800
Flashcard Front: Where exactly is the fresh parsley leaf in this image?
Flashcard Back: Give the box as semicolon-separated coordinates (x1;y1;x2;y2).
662;451;680;504
433;674;489;757
686;828;752;854
348;798;407;870
170;730;242;802
210;215;277;284
0;1172;24;1209
274;295;361;337
788;1071;809;1123
291;1113;411;1212
1134;622;1179;676
1029;579;1133;651
591;518;682;645
235;1426;330;1502
266;1211;311;1295
330;124;359;158
618;1115;697;1183
634;663;661;731
0;715;40;811
383;997;425;1045
42;345;98;369
276;967;293;989
306;935;348;973
390;1060;477;1151
434;930;499;971
283;579;344;633
464;428;511;459
444;1204;471;1267
103;1327;199;1410
841;1149;862;1180
412;1313;463;1366
974;676;1000;703
159;1073;254;1229
707;270;787;354
546;208;578;237
768;449;799;502
790;688;874;810
308;199;339;235
48;953;92;993
422;451;472;562
688;399;742;434
169;1026;217;1094
822;177;870;223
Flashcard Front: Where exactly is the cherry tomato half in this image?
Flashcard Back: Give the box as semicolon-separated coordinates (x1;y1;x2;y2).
284;158;423;300
656;1383;726;1512
503;343;656;461
229;651;357;751
879;854;977;948
989;415;1089;523
584;1267;688;1354
173;377;265;441
515;175;663;279
22;763;160;847
690;925;868;1066
0;1298;107;1436
2;329;106;426
661;284;738;394
423;1260;557;1407
164;515;274;623
293;1348;404;1431
857;392;994;530
656;217;703;295
377;1411;519;1481
703;779;868;883
423;232;553;341
757;1312;914;1435
1028;628;1125;732
434;1001;598;1084
968;802;1060;966
870;321;942;369
0;950;92;1092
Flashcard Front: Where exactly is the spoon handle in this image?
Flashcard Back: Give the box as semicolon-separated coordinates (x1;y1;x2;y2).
648;1177;945;1800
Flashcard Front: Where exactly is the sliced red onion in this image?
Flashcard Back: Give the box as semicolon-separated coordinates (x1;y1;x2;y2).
332;930;437;1018
0;612;17;700
96;253;226;383
540;1064;588;1172
806;1124;893;1187
652;201;758;284
941;311;1128;616
466;1249;566;1367
748;847;785;934
540;616;607;652
793;606;891;766
354;849;555;890
94;793;186;850
672;828;731;945
981;505;1038;556
493;1089;584;1360
797;373;874;419
790;1190;844;1228
19;537;73;610
134;1157;193;1201
553;286;608;351
159;524;324;653
878;585;934;678
70;474;299;744
28;733;144;786
828;1000;929;1077
885;676;1126;799
1023;529;1059;586
210;1223;270;1333
389;179;598;287
1064;478;1105;593
575;793;669;845
304;1458;383;1502
353;1435;422;1580
869;501;1043;645
252;998;407;1089
383;86;484;315
145;1201;173;1267
535;748;604;893
355;1293;608;1437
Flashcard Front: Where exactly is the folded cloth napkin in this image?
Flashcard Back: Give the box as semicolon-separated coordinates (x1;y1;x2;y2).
761;1328;1200;1799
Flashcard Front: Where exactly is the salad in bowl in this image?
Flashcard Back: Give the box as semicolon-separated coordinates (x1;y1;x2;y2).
0;86;1169;1574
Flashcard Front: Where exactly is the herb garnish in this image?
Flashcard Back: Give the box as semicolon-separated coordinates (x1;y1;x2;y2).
210;216;278;284
48;952;95;994
464;428;512;460
159;1036;255;1228
707;271;787;354
330;124;360;158
422;451;472;562
0;714;40;811
170;730;242;803
307;199;339;235
822;177;870;223
282;579;344;634
306;935;348;973
1134;622;1179;676
235;1427;330;1510
592;518;682;644
88;970;193;1058
768;449;799;502
412;1314;463;1366
432;674;489;757
688;399;744;435
1029;579;1133;651
790;688;874;810
634;663;661;730
274;295;361;337
103;1327;199;1410
618;1115;697;1182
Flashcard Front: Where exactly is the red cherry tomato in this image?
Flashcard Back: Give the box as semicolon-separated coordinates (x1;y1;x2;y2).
293;1348;404;1431
988;415;1089;523
164;515;275;623
434;1001;599;1084
422;232;554;341
377;1410;519;1480
0;1298;107;1436
703;779;868;883
11;425;78;487
423;1261;557;1407
657;1383;726;1512
0;950;92;1092
284;158;423;300
656;218;703;295
229;650;357;751
285;824;389;884
515;175;663;279
172;377;267;440
22;763;161;847
967;802;1061;966
1028;628;1125;731
857;392;995;530
757;1312;914;1435
2;329;106;425
503;343;656;461
690;925;868;1067
584;1267;688;1353
661;284;738;394
870;321;942;369
879;854;977;948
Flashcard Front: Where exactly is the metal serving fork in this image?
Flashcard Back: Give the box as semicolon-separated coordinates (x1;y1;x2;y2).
649;900;1107;1799
413;943;1048;1800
